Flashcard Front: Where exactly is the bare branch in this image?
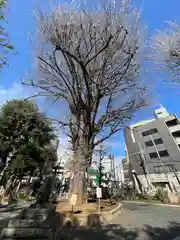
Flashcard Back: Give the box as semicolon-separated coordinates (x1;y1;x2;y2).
44;117;69;127
25;0;147;178
153;21;180;82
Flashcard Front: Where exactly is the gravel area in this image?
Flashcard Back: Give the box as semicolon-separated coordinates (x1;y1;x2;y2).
110;202;180;239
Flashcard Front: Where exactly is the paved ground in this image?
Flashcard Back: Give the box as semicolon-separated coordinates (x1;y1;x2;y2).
110;202;180;239
0;202;31;236
1;202;180;240
54;202;180;240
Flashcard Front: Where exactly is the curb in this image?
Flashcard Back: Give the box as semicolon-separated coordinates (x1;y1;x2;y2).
101;202;123;223
124;200;180;208
56;202;123;226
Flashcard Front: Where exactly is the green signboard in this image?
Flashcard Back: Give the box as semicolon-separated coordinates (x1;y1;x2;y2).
88;168;100;176
95;175;99;185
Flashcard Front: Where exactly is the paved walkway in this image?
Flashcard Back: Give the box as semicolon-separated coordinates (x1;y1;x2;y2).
110;202;180;239
1;202;180;239
0;202;31;235
54;202;180;240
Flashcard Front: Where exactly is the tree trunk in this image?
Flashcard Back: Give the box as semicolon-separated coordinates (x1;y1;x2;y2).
15;180;21;193
68;148;88;205
68;113;92;205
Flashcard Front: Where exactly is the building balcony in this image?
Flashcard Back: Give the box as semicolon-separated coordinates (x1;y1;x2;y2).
168;124;180;133
175;137;180;145
150;173;169;183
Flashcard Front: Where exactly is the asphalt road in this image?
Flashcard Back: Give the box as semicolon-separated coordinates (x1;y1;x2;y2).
110;202;180;240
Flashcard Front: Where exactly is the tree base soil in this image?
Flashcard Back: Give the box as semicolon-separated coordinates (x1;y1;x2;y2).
56;199;118;214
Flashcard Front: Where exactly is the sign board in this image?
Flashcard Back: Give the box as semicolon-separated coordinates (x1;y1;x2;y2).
88;168;100;176
96;187;102;198
96;176;99;185
70;194;77;206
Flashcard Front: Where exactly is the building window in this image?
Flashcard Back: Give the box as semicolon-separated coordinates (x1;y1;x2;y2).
145;141;153;147
154;166;163;174
166;118;179;127
149;150;169;159
142;128;158;137
145;138;163;147
154;138;163;145
159;150;169;157
149;152;158;159
154;165;169;174
172;130;180;138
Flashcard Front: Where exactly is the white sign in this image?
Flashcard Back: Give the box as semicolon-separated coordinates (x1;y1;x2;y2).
96;187;102;198
70;194;78;206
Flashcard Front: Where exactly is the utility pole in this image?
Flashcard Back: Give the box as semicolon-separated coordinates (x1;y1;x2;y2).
138;141;154;194
150;135;168;177
150;135;173;192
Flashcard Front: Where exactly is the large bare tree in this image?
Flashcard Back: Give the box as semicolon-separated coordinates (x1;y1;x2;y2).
153;22;180;82
25;0;147;204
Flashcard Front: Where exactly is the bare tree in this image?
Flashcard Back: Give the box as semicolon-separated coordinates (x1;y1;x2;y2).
153;22;180;82
25;0;147;204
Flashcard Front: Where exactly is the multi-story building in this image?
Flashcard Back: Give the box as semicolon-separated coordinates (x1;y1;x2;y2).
124;105;180;193
122;153;130;183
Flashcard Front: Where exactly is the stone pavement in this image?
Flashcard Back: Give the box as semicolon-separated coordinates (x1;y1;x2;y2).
0;202;32;236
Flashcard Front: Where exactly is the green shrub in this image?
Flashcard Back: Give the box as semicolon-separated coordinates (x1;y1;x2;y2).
8;195;17;205
155;188;170;203
18;193;35;202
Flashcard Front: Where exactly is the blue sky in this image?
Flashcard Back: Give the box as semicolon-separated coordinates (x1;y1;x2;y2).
1;0;180;158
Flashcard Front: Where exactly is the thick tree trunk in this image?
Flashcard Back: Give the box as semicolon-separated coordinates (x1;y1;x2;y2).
68;147;89;205
68;113;92;205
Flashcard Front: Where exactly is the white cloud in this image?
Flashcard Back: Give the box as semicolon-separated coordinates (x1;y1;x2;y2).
0;83;24;105
56;134;72;165
57;135;70;156
0;82;50;111
0;82;36;107
104;139;121;151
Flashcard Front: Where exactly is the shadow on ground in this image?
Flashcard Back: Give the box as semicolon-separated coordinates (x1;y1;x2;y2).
54;223;138;240
1;204;180;240
0;206;24;213
144;222;180;240
0;217;11;236
0;204;24;235
52;213;180;240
